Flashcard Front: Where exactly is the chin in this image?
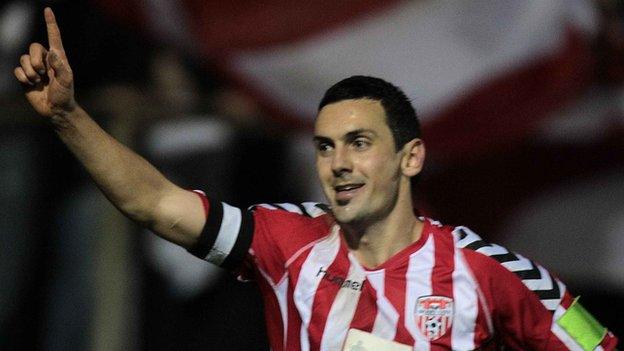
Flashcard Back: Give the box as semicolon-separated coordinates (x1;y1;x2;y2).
332;206;365;225
330;206;351;222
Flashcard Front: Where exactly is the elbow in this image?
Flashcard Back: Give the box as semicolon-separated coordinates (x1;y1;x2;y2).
113;189;163;227
118;200;157;227
115;187;203;248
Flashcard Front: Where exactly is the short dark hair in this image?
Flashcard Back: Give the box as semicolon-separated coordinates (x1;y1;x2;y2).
318;75;420;150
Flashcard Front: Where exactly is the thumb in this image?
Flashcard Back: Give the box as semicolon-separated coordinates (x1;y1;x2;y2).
47;49;73;88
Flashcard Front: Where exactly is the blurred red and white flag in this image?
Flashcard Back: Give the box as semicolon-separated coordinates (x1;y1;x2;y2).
94;0;599;161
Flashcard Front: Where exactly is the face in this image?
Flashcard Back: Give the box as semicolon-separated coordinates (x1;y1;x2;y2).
314;99;409;226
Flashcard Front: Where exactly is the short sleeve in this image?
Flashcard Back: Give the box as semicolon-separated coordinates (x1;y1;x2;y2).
187;196;332;285
456;226;619;350
244;203;333;285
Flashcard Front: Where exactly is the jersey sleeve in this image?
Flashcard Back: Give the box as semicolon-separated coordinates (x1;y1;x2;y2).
186;193;331;285
245;203;332;284
455;226;619;350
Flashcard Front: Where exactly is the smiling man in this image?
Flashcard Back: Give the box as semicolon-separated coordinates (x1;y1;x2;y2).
15;8;618;351
313;86;425;270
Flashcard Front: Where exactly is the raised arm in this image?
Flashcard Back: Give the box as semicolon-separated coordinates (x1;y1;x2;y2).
14;8;206;248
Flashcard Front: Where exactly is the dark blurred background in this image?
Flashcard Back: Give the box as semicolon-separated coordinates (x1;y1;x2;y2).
0;0;622;350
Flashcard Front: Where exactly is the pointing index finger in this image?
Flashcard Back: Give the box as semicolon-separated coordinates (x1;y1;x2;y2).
44;8;65;52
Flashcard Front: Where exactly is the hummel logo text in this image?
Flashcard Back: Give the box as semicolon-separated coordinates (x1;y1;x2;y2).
317;266;364;291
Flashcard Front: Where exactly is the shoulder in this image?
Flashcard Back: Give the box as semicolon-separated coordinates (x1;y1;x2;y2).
249;201;335;246
451;225;564;312
452;225;542;279
250;202;330;219
244;202;335;282
250;202;332;229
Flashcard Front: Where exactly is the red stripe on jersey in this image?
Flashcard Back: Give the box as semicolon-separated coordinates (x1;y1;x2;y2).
256;275;285;351
559;291;574;309
385;259;414;345
285;281;303;350
307;247;350;351
348;280;378;333
472;299;492;348
600;331;619;350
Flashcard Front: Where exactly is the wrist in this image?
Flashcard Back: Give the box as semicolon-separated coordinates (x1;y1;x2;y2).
49;103;82;131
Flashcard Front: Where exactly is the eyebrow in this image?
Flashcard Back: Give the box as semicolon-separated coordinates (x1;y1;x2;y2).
345;129;377;140
312;135;331;145
313;129;378;143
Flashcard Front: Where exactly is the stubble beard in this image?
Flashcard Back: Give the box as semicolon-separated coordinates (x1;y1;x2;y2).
332;185;400;233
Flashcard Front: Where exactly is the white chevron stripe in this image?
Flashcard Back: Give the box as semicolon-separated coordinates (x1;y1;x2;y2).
474;243;509;256
453;227;482;248
452;225;565;312
522;265;554;291
253;202;327;218
543;298;562;311
500;254;534;272
302;202;327;218
275;203;304;214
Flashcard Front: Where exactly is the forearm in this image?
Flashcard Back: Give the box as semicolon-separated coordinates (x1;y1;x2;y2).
15;8;205;247
51;105;177;227
15;7;214;250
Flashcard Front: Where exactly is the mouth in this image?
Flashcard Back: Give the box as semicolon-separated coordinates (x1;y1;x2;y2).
333;183;365;204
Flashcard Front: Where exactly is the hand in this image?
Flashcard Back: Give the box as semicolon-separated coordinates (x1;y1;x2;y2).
14;7;76;118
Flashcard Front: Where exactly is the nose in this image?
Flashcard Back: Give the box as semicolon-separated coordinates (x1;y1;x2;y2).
331;145;352;177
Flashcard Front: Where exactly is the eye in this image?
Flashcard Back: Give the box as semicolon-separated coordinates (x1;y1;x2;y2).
315;141;334;154
352;138;371;150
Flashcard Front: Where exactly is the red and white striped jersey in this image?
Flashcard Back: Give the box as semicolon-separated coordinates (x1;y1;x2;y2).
188;195;619;351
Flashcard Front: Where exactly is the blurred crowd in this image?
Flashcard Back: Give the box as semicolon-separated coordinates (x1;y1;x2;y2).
0;1;622;350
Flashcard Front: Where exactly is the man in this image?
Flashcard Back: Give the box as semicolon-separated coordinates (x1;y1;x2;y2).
15;8;618;350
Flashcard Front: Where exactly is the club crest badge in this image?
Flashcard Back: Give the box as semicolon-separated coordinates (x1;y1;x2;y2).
415;295;454;341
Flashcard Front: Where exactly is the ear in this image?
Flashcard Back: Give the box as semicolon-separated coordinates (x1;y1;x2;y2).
401;138;425;177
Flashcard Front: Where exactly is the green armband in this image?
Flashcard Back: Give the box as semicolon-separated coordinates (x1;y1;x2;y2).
556;297;607;351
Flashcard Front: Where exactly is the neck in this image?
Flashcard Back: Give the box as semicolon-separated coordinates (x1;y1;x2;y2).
340;189;423;268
